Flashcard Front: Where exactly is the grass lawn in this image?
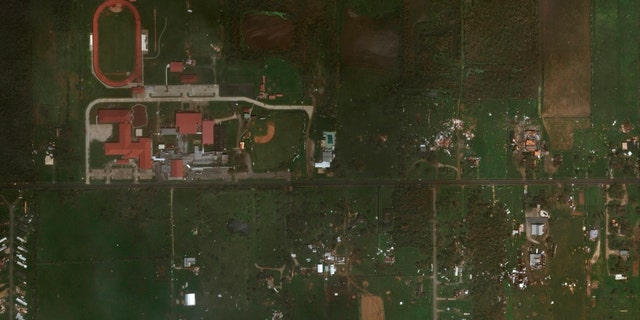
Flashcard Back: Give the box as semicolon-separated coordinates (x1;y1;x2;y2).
250;111;306;172
548;214;588;319
37;262;169;320
35;189;171;319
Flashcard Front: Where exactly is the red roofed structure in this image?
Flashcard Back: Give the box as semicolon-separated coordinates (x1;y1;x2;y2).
170;61;184;73
98;109;131;123
170;159;184;178
175;112;202;134
202;120;215;145
104;123;153;169
180;73;198;84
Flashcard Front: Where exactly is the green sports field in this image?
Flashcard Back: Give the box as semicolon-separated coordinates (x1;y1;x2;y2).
96;8;136;79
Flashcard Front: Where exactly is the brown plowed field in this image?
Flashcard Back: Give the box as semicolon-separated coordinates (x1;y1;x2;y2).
542;0;591;117
242;13;294;51
341;9;400;70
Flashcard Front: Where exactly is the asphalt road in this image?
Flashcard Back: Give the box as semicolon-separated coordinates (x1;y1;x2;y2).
0;176;638;192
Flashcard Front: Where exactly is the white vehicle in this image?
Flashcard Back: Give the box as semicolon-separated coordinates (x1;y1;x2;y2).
16;236;26;244
0;237;7;244
16;261;27;269
17;254;26;263
17;246;27;253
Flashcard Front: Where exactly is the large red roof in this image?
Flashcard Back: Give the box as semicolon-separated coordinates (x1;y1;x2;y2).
98;109;131;123
175;112;202;135
170;61;184;73
202;120;215;145
104;123;152;169
170;159;184;178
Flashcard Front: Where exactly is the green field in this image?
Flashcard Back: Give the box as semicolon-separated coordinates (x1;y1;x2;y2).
96;7;137;78
35;190;171;320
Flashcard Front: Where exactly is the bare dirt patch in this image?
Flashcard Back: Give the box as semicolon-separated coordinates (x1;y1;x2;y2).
90;124;114;142
542;0;591;117
254;122;275;144
341;9;400;70
542;117;590;151
360;294;384;320
242;13;293;51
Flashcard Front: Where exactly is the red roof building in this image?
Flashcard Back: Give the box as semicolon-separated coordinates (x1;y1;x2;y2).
104;123;152;169
170;159;184;178
175;112;202;134
202;120;215;145
179;73;198;84
170;61;184;73
98;109;131;123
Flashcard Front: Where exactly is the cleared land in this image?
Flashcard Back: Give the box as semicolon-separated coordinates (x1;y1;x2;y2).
341;9;400;71
541;0;591;150
360;295;385;320
242;13;294;51
542;0;591;117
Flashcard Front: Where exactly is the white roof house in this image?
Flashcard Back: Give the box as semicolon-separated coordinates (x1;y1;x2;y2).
184;257;196;268
185;293;196;306
531;223;545;236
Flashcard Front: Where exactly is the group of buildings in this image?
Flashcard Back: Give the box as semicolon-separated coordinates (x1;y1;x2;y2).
96;107;226;180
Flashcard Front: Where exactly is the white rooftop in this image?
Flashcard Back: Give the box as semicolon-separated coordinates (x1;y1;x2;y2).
185;293;196;306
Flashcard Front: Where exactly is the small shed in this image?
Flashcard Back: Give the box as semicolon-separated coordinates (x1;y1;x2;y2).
184;257;196;268
170;61;184;73
184;293;196;306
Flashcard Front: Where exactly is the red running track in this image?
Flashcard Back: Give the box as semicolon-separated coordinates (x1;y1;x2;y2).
92;0;142;87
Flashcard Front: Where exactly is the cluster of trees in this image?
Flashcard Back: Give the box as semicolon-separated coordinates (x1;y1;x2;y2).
283;195;344;246
390;186;433;258
435;188;467;271
0;0;35;184
465;188;509;320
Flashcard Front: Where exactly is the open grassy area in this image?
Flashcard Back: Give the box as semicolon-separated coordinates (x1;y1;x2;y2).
35;190;171;319
548;213;588;319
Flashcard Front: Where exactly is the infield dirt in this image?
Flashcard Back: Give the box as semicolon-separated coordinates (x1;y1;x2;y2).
360;295;384;320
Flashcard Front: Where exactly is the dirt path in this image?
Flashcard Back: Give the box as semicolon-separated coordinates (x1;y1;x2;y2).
589;238;601;265
431;187;438;320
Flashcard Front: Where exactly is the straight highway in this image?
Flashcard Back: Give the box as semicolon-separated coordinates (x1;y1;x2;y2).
1;177;639;192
